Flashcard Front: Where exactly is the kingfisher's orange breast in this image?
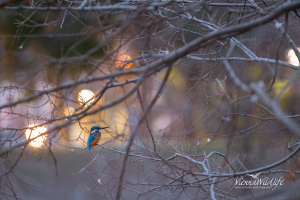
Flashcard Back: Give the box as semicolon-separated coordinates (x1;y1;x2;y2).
90;134;101;147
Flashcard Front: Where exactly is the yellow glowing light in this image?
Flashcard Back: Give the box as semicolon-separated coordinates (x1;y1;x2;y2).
158;67;187;89
25;124;47;147
63;107;75;116
78;89;95;106
115;55;132;69
286;48;300;66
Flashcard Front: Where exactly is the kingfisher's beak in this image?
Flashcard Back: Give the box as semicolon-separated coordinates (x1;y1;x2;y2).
100;127;109;129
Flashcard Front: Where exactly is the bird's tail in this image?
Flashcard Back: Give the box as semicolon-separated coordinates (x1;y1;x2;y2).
88;146;91;154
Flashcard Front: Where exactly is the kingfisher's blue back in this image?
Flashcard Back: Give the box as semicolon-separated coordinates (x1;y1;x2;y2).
87;126;109;153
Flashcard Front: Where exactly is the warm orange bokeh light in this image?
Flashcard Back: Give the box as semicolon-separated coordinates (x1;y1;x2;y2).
78;89;95;106
115;55;132;69
25;124;47;147
78;90;102;106
63;107;75;116
286;48;300;66
97;98;102;106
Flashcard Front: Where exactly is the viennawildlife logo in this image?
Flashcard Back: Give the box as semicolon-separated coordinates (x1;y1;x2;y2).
234;172;284;190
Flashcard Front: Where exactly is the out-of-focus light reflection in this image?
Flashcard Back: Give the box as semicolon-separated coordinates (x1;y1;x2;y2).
115;55;132;69
25;124;47;147
78;90;95;106
63;107;75;116
158;67;187;89
286;48;300;66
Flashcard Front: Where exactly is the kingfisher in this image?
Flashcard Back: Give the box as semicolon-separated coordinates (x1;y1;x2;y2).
87;126;109;153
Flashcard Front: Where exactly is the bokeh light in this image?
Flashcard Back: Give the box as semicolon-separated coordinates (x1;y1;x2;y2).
78;89;95;106
25;124;47;147
286;48;300;66
158;67;187;89
63;107;75;117
115;55;132;69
